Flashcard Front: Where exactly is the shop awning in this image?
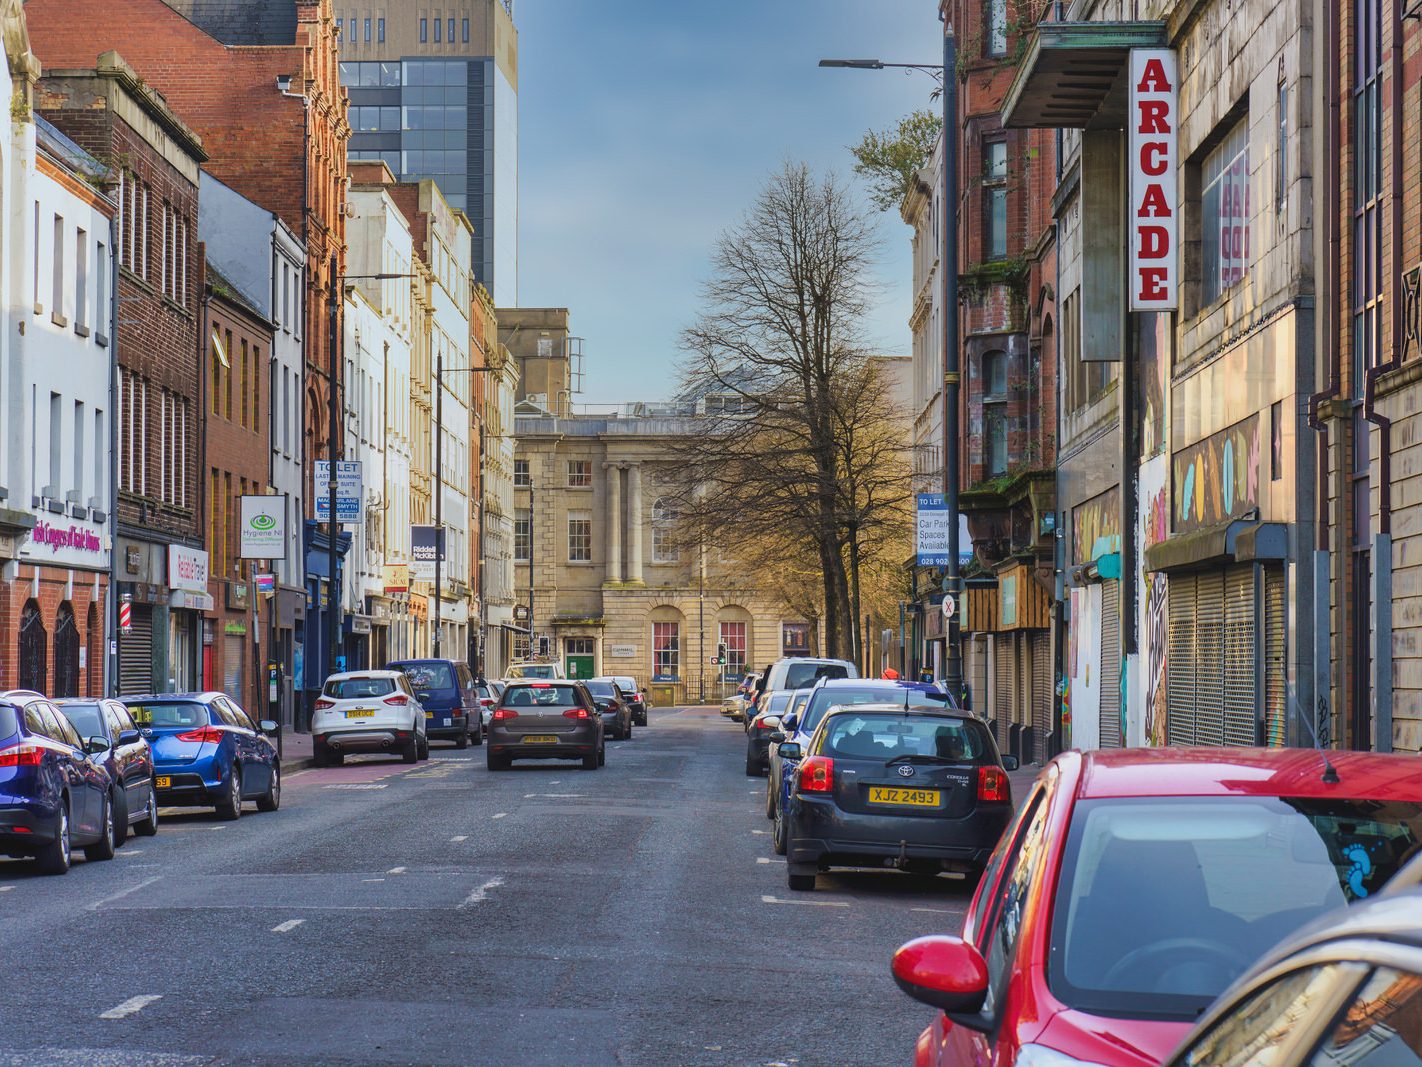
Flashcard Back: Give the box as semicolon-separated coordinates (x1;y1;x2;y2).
1002;21;1168;129
1144;520;1288;573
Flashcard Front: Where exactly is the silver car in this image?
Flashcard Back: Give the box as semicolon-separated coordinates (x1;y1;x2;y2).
487;681;604;771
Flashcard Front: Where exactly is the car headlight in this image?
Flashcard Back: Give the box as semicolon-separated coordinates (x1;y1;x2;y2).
1014;1045;1112;1067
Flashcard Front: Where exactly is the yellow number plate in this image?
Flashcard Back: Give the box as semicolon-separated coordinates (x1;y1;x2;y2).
868;786;941;807
345;709;376;718
425;711;435;718
522;735;558;744
155;776;172;788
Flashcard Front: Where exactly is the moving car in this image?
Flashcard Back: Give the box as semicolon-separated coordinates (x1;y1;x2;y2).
505;661;565;680
55;697;159;843
312;670;428;766
1162;880;1422;1066
749;657;858;720
721;691;750;722
744;690;794;775
586;678;634;740
487;680;605;771
125;693;281;820
0;690;117;874
892;747;1422;1067
386;659;482;748
609;675;648;726
780;703;1015;891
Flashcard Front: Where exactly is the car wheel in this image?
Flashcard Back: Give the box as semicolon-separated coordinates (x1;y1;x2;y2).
470;719;483;746
787;870;816;892
326;747;344;768
487;752;510;771
582;751;599;771
765;779;776;819
36;799;72;875
598;743;606;767
402;735;419;763
745;747;762;777
112;787;130;847
257;764;281;812
134;782;160;837
215;767;243;820
772;806;788;856
454;727;470;750
417;735;430;760
84;795;117;862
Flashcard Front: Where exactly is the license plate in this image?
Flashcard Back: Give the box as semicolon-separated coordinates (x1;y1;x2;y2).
345;709;376;718
155;776;172;789
522;735;558;744
868;786;941;808
425;711;435;718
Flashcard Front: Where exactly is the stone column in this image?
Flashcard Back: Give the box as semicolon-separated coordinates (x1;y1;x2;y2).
604;462;623;583
626;462;645;585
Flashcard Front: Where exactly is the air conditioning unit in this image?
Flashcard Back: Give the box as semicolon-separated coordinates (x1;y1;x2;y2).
527;393;547;408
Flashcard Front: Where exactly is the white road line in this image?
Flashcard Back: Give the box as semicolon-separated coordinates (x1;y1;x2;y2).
0;885;13;892
361;878;385;883
756;857;785;865
119;850;144;856
209;825;227;830
387;866;407;875
449;835;468;842
522;793;586;799
99;994;163;1020
491;812;507;820
459;876;505;909
751;829;768;836
88;875;161;912
761;894;849;908
910;907;957;914
271;919;305;933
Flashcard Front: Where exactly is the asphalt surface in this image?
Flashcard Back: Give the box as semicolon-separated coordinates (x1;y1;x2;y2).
0;706;1032;1066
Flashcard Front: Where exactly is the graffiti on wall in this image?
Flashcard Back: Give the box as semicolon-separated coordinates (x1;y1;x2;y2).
1172;413;1262;534
1072;485;1121;565
1139;456;1170;745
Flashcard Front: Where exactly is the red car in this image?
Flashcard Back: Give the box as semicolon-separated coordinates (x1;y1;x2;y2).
892;748;1422;1067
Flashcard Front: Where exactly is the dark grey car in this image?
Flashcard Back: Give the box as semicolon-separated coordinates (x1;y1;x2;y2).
587;678;633;740
54;698;159;844
487;681;605;771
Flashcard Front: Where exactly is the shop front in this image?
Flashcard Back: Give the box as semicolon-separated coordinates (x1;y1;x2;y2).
168;544;212;694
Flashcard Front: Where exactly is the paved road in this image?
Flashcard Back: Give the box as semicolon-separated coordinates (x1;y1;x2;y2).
0;706;1021;1066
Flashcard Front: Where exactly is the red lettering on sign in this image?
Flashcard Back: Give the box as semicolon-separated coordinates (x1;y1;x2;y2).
1135;57;1172;94
1140;143;1168;175
1137;184;1171;218
1137;99;1172;134
1138;226;1169;259
1138;268;1169;302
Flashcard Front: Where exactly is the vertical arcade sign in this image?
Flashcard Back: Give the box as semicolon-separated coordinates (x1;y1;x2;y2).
1129;49;1178;310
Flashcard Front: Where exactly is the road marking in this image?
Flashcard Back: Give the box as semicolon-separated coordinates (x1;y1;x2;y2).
271;919;305;933
911;907;957;914
88;875;161;912
756;857;785;865
751;829;768;835
0;885;13;892
450;835;468;842
387;866;407;875
119;850;144;856
549;780;561;784
361;878;385;883
761;894;849;908
209;826;226;831
325;783;389;790
491;812;507;820
522;793;586;799
100;994;163;1020
459;876;505;909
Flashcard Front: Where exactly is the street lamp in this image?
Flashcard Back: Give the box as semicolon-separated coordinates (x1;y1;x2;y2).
819;25;964;697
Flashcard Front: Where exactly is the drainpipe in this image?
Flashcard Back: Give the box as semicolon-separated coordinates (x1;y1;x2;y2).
107;210;120;696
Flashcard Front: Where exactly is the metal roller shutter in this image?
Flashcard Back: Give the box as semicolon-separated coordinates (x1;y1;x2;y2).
118;606;153;696
1222;565;1258;746
223;634;245;704
994;634;1012;747
1193;571;1226;745
1099;580;1122;748
1264;566;1287;747
1031;631;1051;763
970;637;988;718
1167;573;1196;745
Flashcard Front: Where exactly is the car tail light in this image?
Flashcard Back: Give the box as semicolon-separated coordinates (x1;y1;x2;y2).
314;698;335;711
978;766;1009;803
383;694;410;706
0;743;44;767
563;708;590;720
479;697;495;707
175;725;226;744
492;708;518;722
529;683;551;688
798;756;834;794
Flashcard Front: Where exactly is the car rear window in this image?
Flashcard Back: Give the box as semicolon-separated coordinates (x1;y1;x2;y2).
817;714;985;760
397;663;456;691
766;692;792;714
784;663;850;690
59;703;106;741
802;686;950;734
127;701;208;729
324;677;396;699
508;664;557;679
0;706;17;740
503;684;582;707
585;681;617;698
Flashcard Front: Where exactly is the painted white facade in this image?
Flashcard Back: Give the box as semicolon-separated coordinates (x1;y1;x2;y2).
480;338;517;678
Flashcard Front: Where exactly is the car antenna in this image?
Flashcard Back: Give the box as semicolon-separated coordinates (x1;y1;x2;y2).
1293;698;1340;783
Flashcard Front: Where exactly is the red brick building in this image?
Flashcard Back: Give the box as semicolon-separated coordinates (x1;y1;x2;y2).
202;272;275;712
35;55;209;696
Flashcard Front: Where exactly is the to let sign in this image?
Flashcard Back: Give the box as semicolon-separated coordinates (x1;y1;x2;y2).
1129;49;1178;310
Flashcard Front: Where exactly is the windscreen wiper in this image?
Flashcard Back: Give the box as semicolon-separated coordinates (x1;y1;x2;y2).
884;753;958;765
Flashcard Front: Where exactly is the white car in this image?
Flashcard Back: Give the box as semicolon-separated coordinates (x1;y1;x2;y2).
312;670;428;766
505;661;565;680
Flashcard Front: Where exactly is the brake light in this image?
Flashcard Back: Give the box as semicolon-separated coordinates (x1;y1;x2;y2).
529;683;552;688
978;765;1009;803
563;708;590;720
0;743;45;767
314;698;335;711
479;697;495;707
798;756;834;794
175;725;226;744
383;694;409;706
492;708;518;721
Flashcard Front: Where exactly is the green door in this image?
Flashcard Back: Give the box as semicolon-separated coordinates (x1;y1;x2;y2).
566;655;595;680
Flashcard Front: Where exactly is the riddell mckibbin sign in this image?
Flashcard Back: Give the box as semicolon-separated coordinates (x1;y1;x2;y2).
1129;49;1179;311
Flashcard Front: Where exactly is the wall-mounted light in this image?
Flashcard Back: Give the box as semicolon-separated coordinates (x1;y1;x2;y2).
276;75;292;94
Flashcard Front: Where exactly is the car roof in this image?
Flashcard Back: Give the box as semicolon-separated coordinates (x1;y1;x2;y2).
817;702;974;722
0;689;49;705
121;692;225;703
387;658;456;667
1072;747;1422;801
812;678;945;693
327;670;404;680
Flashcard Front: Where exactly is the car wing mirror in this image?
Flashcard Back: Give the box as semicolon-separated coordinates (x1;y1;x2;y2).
1000;755;1019;772
87;735;112;756
259;720;280;735
117;729;141;746
762;716;782;729
891;935;991;1029
782;715;799;731
776;741;801;760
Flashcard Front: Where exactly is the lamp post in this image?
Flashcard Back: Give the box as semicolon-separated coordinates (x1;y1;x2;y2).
819;25;963;696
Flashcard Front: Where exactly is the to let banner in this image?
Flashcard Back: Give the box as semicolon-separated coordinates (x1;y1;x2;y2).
1129;49;1179;310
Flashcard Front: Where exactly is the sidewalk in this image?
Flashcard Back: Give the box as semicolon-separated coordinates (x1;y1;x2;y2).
278;729;315;772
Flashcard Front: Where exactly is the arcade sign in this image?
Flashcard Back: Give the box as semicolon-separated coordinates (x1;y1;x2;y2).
1129;49;1178;311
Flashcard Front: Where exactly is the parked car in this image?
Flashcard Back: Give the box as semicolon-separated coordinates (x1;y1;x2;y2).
744;690;794;775
587;678;634;740
476;680;504;729
1162;876;1422;1066
892;747;1422;1067
487;680;604;771
505;661;565;680
124;693;280;820
767;678;952;849
0;690;117;874
386;659;482;748
609;675;648;726
721;692;750;722
780;703;1015;891
55;697;159;843
756;658;857;708
312;670;428;766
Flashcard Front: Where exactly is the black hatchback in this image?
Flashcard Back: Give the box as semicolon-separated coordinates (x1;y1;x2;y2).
55;699;159;845
779;704;1017;892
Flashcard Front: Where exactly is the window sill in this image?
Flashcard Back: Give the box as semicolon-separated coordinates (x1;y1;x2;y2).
51;311;69;329
96;332;110;348
74;322;91;338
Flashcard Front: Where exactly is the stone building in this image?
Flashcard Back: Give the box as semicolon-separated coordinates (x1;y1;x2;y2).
472;283;519;679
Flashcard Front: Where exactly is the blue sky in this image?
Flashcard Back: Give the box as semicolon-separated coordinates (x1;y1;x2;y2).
515;1;940;405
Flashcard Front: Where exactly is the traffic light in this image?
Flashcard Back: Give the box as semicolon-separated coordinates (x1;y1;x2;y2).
716;642;727;664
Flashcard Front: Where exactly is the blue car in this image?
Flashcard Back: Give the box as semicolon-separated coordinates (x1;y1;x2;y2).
766;678;955;855
123;693;281;820
0;689;118;874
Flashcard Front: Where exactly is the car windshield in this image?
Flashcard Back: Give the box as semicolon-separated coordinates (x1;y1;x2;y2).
817;714;985;760
324;677;395;699
585;681;617;698
508;664;556;679
784;662;851;690
1050;796;1422;1021
614;678;637;691
58;703;106;739
127;701;208;729
0;706;18;739
398;664;456;691
801;686;950;734
503;684;581;707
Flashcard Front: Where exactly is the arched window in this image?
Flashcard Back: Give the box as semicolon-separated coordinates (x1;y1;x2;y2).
652;498;679;563
19;600;47;694
54;603;80;698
